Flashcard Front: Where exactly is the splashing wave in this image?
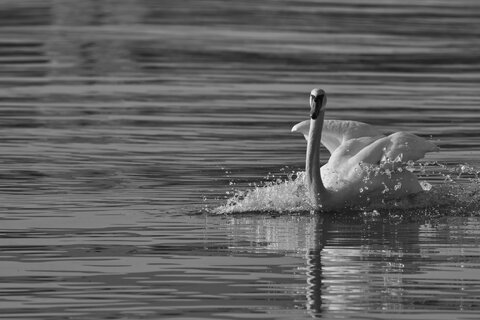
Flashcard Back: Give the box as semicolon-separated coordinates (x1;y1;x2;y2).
212;162;480;216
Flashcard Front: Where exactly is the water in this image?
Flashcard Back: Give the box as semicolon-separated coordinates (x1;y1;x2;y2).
1;0;480;319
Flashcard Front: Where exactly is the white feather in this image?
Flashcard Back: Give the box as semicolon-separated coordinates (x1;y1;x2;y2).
292;119;439;165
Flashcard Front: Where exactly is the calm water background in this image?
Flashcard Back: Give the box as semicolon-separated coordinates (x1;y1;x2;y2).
1;0;480;319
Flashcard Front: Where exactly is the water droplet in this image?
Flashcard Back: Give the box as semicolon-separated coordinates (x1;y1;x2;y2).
420;181;432;191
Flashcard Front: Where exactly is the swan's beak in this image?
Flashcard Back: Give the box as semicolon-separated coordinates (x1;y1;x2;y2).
310;97;322;119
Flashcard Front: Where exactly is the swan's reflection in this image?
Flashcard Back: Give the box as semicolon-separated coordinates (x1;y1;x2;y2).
225;214;326;315
224;214;422;316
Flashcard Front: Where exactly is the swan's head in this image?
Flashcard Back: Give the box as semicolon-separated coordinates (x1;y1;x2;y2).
309;88;327;119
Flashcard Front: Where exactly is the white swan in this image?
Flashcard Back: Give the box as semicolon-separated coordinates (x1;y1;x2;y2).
292;88;439;210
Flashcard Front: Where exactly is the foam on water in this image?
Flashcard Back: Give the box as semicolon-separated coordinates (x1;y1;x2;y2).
213;162;480;217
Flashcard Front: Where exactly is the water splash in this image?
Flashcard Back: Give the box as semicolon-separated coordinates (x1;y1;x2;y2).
214;172;311;214
212;162;480;216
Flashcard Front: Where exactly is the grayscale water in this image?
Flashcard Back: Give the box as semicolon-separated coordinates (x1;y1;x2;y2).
1;1;480;319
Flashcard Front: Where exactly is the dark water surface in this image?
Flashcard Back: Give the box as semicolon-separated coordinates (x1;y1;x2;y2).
1;0;480;319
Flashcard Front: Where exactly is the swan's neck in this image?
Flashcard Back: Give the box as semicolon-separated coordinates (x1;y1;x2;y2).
306;111;328;208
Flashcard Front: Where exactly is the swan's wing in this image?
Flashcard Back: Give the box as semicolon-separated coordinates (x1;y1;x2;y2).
322;120;383;153
291;120;310;140
347;131;439;165
381;132;439;162
291;119;383;153
292;119;439;164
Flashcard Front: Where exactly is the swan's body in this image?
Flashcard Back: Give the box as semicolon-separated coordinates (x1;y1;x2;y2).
292;89;439;210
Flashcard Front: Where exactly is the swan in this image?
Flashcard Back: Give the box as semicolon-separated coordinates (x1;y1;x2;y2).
291;88;439;210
